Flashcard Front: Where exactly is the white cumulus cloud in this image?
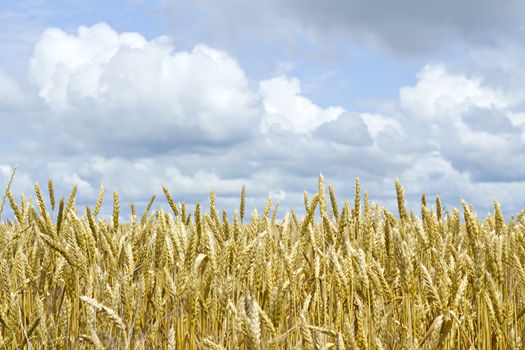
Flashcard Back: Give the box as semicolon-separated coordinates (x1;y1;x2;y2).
399;64;512;120
29;23;262;145
259;76;344;134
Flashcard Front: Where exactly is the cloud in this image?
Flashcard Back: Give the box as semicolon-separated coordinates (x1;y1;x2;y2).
4;21;525;223
462;107;515;134
167;0;525;55
29;23;262;149
0;70;26;107
360;113;403;140
395;61;525;183
8;22;369;216
259;76;344;134
313;112;372;146
399;64;511;120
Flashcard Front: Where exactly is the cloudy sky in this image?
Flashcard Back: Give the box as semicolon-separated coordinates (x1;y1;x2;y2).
1;0;525;219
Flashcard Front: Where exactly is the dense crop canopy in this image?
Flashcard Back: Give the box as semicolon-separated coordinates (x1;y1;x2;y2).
0;176;524;349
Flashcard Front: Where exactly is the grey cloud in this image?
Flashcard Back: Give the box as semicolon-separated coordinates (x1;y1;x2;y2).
281;0;524;52
242;131;409;188
167;0;525;55
50;109;260;158
462;107;515;134
435;118;525;182
441;148;525;183
375;120;435;154
313;112;372;146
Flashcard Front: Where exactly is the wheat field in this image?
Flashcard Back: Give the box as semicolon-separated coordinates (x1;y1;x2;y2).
0;175;524;349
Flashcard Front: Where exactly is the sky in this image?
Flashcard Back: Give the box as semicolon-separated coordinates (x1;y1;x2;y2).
1;0;525;219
